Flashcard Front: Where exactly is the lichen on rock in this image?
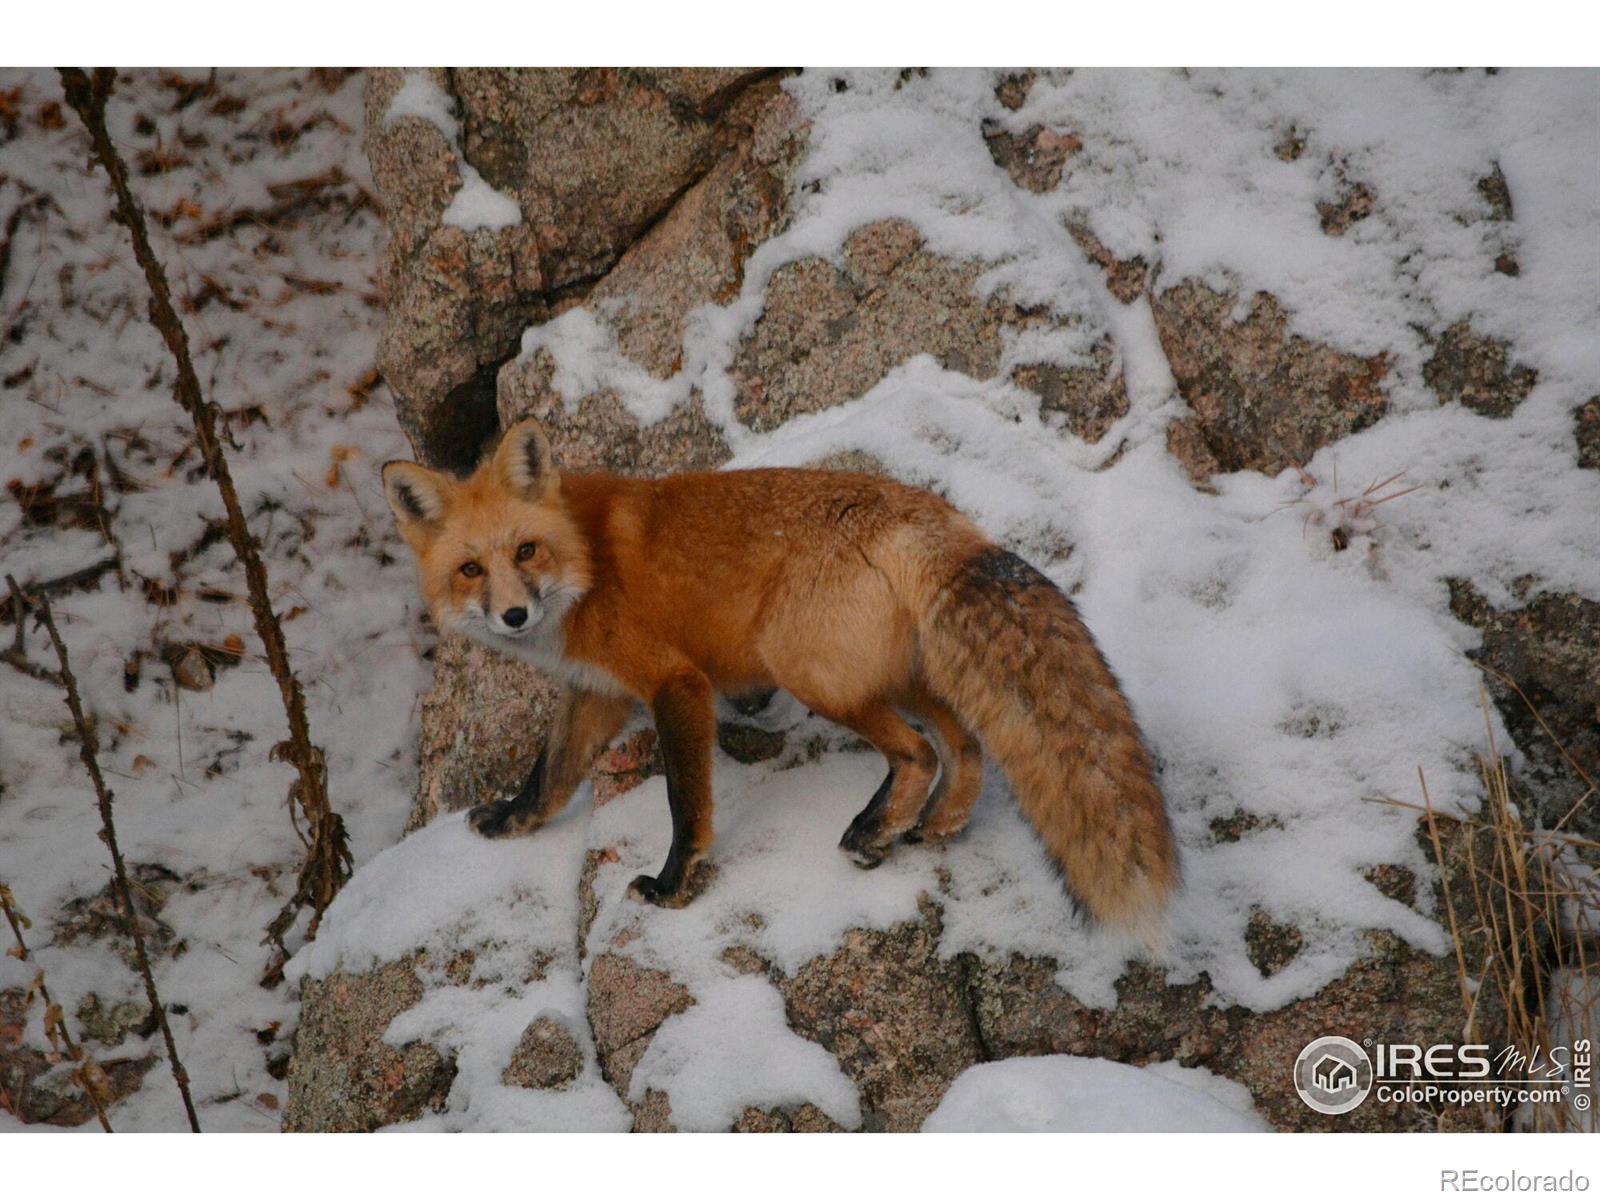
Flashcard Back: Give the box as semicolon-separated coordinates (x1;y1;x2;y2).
502;1016;583;1091
1152;280;1390;481
1423;321;1538;418
282;958;457;1132
409;632;558;830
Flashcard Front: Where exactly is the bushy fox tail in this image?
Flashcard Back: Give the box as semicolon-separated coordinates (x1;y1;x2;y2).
916;545;1178;951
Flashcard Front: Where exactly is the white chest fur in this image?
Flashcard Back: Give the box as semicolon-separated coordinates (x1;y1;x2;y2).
458;619;630;698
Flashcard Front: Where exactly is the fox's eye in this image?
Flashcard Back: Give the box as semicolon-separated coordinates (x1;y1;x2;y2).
459;561;483;579
516;541;537;562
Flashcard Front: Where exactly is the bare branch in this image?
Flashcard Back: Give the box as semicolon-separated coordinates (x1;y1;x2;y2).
1;574;64;685
58;68;352;985
14;578;200;1131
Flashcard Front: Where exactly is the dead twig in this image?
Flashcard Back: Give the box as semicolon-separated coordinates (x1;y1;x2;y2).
177;166;374;245
0;558;122;628
15;579;200;1130
59;69;352;987
1415;767;1480;1037
0;881;113;1131
1;574;64;685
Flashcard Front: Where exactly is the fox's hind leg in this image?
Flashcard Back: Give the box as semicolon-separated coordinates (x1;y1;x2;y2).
794;698;939;868
757;577;934;865
470;688;632;838
901;689;984;843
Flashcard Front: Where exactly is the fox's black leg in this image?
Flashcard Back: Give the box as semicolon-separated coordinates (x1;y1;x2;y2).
469;748;547;837
628;671;715;908
839;770;895;868
468;688;633;840
627;774;701;905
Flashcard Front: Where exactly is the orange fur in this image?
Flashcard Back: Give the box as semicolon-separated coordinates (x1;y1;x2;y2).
384;418;1178;946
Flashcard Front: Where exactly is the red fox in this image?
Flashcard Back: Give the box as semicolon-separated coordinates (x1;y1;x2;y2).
384;418;1178;949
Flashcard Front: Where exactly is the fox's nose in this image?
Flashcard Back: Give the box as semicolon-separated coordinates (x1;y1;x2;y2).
502;607;528;628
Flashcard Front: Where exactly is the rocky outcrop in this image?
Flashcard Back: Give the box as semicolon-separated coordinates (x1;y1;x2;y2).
499;353;733;477
732;220;1003;431
367;67;798;473
1066;222;1148;305
409;632;560;829
584;822;1494;1134
502;1017;583;1091
348;67;1564;1135
284;664;1502;1135
1011;343;1129;444
1152;280;1390;481
585;952;693;1131
779;907;982;1132
729;219;1125;439
983;121;1081;193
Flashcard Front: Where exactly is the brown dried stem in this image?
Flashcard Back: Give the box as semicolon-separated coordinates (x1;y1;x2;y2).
14;579;200;1131
2;574;64;686
58;68;351;985
0;881;113;1132
1376;687;1597;1131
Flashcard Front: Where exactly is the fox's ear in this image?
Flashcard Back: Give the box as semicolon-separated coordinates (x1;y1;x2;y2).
382;461;449;530
492;417;558;500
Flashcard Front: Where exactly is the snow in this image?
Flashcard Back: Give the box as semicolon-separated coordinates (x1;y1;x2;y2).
2;67;1597;1132
923;1056;1271;1132
441;170;523;232
0;67;427;1132
520;308;683;425
627;974;862;1131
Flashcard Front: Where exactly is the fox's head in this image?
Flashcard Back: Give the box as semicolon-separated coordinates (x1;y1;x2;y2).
382;418;591;651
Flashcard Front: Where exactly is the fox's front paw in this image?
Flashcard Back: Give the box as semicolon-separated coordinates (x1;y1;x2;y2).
468;797;540;839
624;870;681;908
626;863;712;908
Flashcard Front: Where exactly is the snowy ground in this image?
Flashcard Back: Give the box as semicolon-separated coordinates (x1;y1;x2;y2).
0;68;427;1131
3;68;1598;1132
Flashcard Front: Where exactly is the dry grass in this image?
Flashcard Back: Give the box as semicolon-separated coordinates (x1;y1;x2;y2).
1382;686;1597;1132
1266;465;1423;554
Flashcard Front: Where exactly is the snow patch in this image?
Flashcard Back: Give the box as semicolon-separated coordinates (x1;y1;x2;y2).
628;975;862;1131
924;1055;1271;1132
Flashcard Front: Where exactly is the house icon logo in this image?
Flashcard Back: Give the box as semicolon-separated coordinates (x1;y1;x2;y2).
1313;1053;1357;1093
1294;1036;1373;1115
